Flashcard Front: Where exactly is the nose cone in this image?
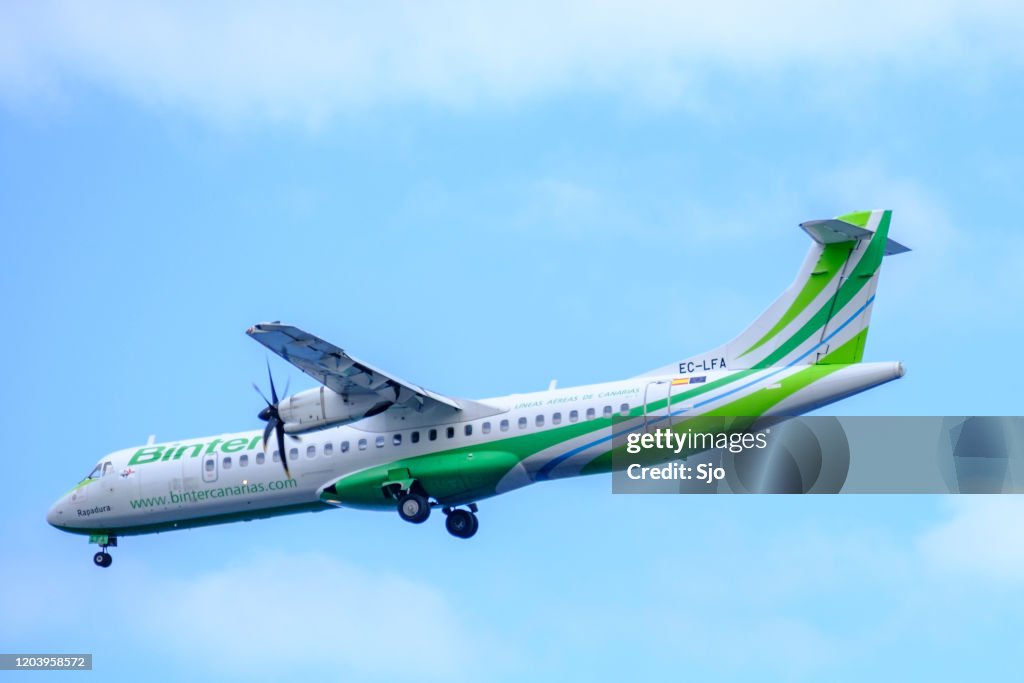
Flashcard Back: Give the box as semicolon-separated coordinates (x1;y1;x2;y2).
46;498;66;528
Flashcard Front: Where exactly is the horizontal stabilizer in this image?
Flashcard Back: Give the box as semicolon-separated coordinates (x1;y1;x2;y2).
801;218;911;256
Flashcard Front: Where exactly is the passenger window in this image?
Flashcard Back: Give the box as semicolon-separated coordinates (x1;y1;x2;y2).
393;434;402;446
586;407;596;420
223;456;232;469
482;422;491;434
429;429;438;441
273;451;280;462
620;403;630;416
536;414;545;427
256;452;265;465
465;424;473;436
324;443;333;457
307;445;316;459
552;412;562;425
205;458;215;472
570;409;579;423
376;436;385;448
603;405;613;418
289;447;298;460
518;417;527;429
341;441;350;453
240;454;249;467
411;431;420;444
358;439;367;451
500;419;509;432
446;426;455;439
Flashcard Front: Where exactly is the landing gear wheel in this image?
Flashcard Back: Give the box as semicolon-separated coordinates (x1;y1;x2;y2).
445;508;479;539
93;551;113;568
397;492;430;524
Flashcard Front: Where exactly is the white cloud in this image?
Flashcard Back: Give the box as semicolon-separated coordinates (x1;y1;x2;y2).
9;498;1024;680
813;163;959;260
132;552;486;679
2;0;1024;123
918;497;1024;582
0;548;490;680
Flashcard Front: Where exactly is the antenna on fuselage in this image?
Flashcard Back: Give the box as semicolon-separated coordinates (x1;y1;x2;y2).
146;434;156;446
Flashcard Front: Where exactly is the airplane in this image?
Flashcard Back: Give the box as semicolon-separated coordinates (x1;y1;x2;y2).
48;209;910;567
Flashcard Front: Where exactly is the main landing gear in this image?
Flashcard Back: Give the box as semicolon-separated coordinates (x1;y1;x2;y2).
443;505;479;539
397;492;431;524
394;491;479;539
90;535;117;568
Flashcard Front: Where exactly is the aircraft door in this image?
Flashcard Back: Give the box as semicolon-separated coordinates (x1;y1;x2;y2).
642;380;674;433
201;452;218;483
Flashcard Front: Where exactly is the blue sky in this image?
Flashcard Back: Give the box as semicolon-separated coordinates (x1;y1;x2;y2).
2;1;1024;680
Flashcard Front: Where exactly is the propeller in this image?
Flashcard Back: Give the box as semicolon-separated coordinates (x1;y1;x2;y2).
254;361;298;479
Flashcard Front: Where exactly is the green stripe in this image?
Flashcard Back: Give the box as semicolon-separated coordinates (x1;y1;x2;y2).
328;370;762;508
67;501;333;537
740;241;852;357
817;327;869;364
581;363;848;475
836;210;873;228
753;211;890;369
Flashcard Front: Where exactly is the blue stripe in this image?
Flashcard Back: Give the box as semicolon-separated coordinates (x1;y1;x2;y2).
534;295;875;481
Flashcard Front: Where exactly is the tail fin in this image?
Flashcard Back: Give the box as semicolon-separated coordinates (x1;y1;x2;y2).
645;209;909;376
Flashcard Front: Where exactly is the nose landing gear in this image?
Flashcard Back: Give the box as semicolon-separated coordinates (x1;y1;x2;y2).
89;534;117;568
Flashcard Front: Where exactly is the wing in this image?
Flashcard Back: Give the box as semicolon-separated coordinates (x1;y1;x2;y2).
246;323;461;414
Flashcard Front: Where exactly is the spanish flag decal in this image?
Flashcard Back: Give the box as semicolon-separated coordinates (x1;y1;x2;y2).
672;376;706;386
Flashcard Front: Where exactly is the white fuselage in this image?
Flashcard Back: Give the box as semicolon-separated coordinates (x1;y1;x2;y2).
47;362;904;536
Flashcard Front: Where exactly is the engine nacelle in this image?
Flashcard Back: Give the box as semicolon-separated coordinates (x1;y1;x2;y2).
278;386;388;433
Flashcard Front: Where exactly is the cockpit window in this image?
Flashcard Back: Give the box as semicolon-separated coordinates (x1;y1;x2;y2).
102;462;114;477
86;464;103;480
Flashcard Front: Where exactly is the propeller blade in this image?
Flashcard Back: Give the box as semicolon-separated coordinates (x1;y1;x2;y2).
276;420;291;479
255;360;292;479
262;420;275;451
267;360;279;405
253;382;272;407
